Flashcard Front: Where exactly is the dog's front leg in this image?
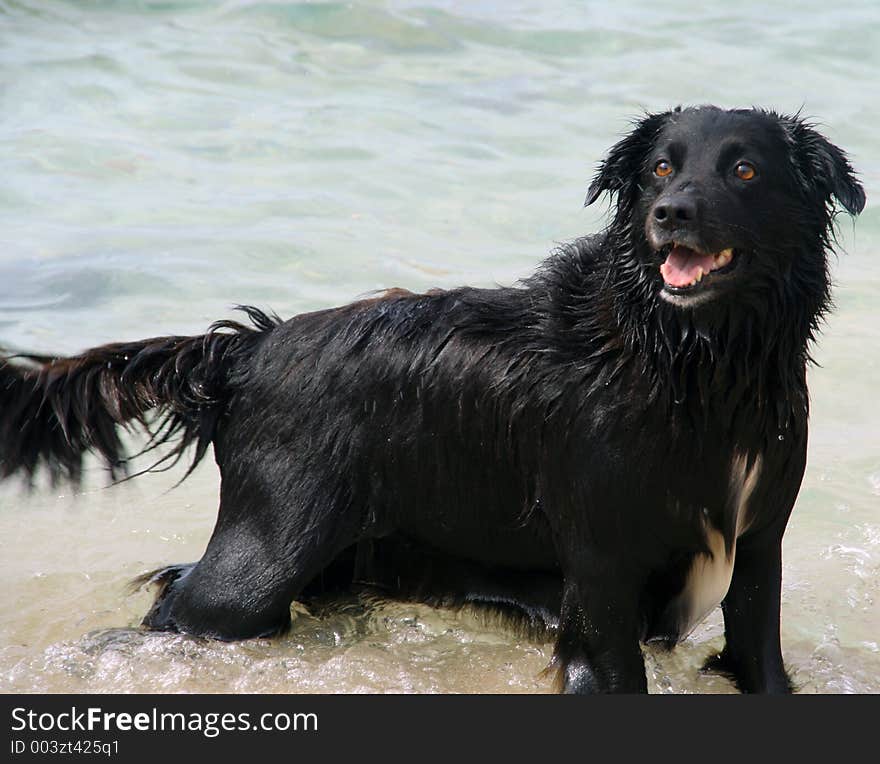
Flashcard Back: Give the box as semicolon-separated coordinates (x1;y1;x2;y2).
703;438;805;694
706;537;793;693
552;563;647;693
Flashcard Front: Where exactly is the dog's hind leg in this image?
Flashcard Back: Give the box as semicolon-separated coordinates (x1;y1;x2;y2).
140;464;366;641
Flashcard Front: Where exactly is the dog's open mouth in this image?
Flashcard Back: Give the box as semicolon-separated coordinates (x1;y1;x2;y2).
659;245;736;291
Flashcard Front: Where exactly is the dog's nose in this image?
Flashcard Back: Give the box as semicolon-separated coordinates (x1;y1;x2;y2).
652;195;697;228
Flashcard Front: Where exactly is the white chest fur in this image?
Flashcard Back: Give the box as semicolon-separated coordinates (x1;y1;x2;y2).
666;452;763;640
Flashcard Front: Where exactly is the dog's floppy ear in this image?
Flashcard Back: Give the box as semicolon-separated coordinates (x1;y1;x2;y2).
585;110;673;207
781;116;866;216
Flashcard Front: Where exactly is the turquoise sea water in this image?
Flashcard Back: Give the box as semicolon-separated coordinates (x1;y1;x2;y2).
0;0;878;692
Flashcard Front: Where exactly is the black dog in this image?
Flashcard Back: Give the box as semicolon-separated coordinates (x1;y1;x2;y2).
0;106;865;693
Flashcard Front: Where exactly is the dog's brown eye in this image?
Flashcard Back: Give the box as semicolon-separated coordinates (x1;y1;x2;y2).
654;160;673;178
735;162;756;180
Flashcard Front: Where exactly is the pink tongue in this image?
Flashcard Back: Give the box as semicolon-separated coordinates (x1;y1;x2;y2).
659;245;715;287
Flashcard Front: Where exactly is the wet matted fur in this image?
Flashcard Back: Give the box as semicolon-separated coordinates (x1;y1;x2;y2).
0;106;865;693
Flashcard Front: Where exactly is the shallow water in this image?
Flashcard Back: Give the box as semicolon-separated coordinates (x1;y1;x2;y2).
0;0;878;693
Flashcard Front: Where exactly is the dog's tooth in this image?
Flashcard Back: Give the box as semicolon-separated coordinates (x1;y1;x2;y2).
696;269;703;282
713;249;732;269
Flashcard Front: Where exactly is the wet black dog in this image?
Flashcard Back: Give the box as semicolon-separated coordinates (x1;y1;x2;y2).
0;106;865;693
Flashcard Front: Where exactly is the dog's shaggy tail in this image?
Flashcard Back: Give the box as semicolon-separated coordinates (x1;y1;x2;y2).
0;306;280;487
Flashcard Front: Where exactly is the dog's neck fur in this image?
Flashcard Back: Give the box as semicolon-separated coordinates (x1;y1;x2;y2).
534;230;829;447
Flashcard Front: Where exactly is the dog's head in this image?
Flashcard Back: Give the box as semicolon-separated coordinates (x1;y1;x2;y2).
586;106;865;310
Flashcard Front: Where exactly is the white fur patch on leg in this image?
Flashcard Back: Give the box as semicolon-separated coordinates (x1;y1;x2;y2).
658;452;763;640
